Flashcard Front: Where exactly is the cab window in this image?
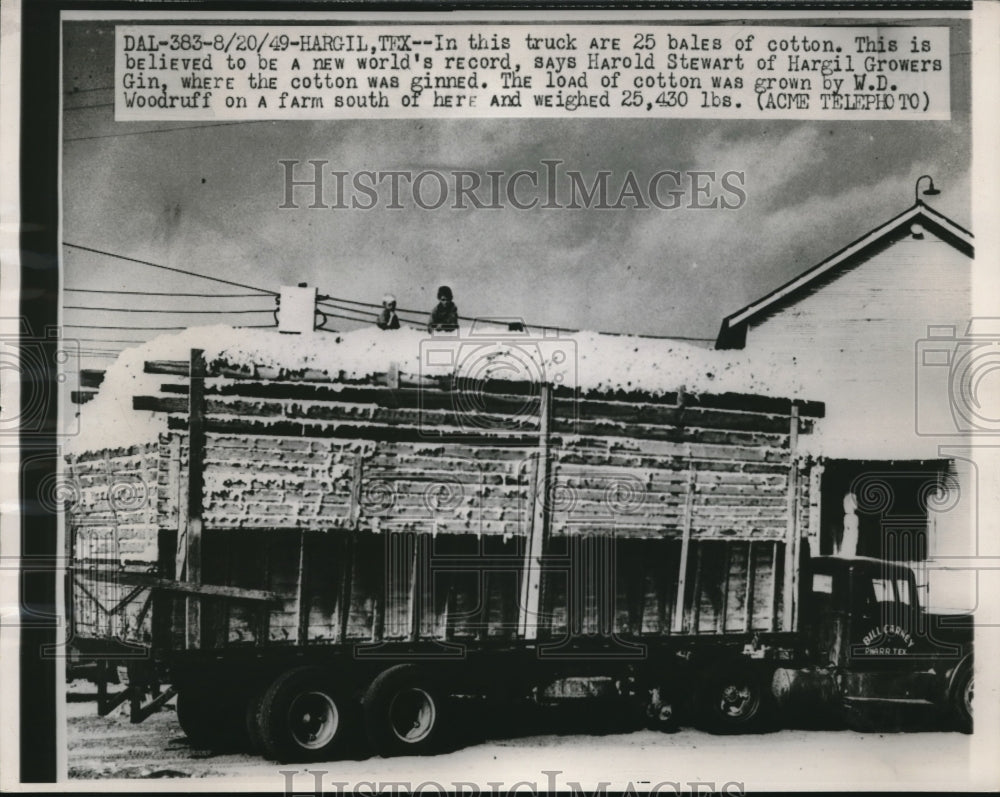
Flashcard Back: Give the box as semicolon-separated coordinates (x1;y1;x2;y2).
872;578;892;603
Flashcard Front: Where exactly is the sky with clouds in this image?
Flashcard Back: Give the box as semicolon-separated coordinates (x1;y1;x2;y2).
62;18;971;355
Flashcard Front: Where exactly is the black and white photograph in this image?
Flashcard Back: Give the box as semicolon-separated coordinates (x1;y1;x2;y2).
1;1;999;791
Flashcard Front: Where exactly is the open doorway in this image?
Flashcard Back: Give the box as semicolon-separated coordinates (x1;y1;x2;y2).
819;459;953;562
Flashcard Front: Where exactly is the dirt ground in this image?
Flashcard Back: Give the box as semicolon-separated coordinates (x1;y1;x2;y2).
64;681;979;790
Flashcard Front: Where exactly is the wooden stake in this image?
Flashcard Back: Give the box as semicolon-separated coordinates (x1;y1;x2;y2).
771;541;782;631
169;436;184;578
408;533;422;641
338;532;355;643
672;465;696;634
185;349;206;650
782;404;800;633
720;543;732;633
349;456;364;526
518;384;552;641
296;530;309;645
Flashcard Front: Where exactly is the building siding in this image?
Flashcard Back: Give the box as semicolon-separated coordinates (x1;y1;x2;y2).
740;227;977;609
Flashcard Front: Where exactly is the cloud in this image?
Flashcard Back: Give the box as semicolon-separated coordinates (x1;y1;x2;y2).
63;60;970;342
690;124;826;200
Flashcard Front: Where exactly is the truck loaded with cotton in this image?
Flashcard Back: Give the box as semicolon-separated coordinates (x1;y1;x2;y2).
64;323;973;762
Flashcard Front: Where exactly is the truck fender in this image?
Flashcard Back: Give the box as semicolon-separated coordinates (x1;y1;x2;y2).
943;650;973;703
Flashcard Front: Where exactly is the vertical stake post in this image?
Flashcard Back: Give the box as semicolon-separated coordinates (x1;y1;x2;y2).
518;384;552;641
782;404;801;632
185;349;206;650
672;461;696;633
296;530;309;645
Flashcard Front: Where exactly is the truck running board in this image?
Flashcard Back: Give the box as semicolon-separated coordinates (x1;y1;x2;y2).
843;696;934;705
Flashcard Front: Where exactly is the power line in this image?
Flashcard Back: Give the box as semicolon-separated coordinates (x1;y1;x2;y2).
74;338;148;344
317;302;423;330
62;246;712;342
608;332;716;342
318;300;379;316
64;85;114;95
320;298;417;318
322;294;483;324
65;288;268;298
315;297;714;340
315;299;426;326
318;308;381;325
63;242;277;295
64;305;274;315
64;102;115;111
64;324;189;331
318;300;418;323
320;302;415;322
318;295;384;310
65;120;272;143
320;297;560;333
64;323;278;331
319;296;437;320
319;295;557;332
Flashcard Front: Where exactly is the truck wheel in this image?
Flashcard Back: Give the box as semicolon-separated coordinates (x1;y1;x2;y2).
951;667;973;733
255;666;355;762
698;665;772;734
363;665;451;757
244;684;267;754
176;687;249;750
176;688;217;749
644;685;681;733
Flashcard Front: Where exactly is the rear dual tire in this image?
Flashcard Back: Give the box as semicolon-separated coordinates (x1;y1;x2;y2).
180;664;454;761
176;686;250;751
363;665;451;757
254;667;357;763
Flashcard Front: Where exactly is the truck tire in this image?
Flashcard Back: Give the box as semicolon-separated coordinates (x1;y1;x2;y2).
697;664;773;734
176;688;217;749
176;686;249;751
255;666;355;762
644;684;681;733
951;666;973;734
244;684;268;755
363;665;451;757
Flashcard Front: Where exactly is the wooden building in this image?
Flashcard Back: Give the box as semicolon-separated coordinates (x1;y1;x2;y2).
716;200;977;610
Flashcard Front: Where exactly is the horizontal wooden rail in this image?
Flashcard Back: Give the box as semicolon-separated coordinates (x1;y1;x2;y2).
81;369;106;388
140;360;824;418
75;568;281;603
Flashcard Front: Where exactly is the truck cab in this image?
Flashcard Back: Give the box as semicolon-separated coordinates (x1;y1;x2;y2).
777;555;973;730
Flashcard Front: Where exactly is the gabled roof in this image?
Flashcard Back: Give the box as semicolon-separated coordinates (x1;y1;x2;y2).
715;202;974;350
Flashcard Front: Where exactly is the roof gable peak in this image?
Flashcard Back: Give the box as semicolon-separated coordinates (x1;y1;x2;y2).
715;202;973;350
